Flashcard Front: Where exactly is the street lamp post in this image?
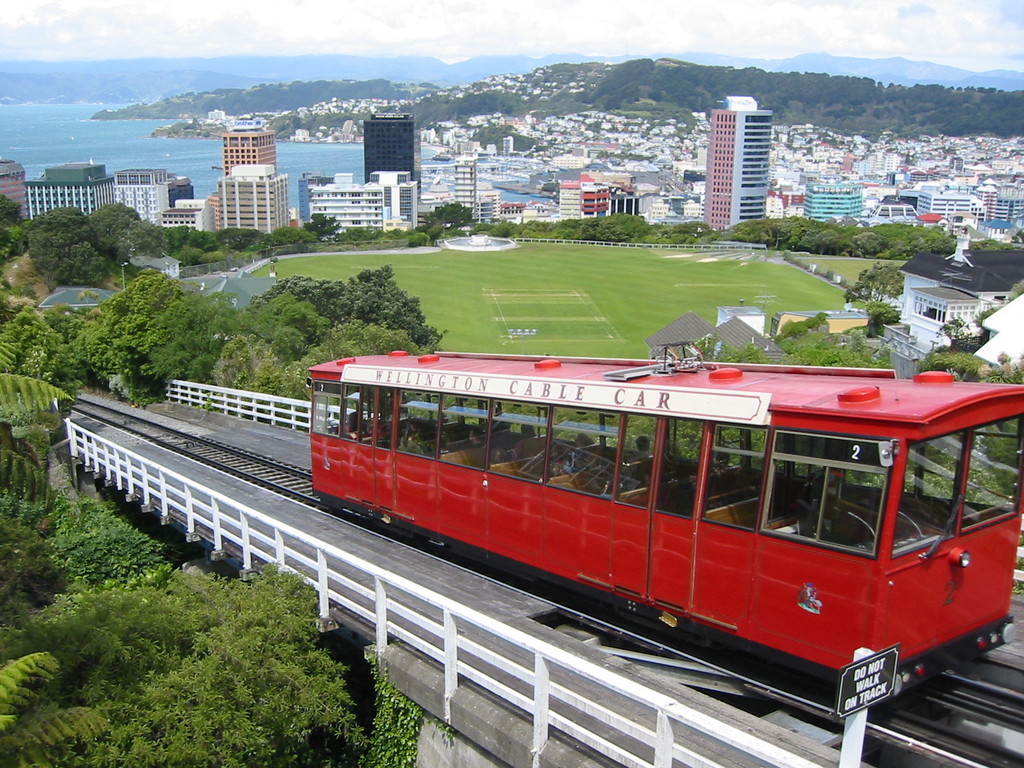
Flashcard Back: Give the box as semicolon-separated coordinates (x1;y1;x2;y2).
120;261;129;290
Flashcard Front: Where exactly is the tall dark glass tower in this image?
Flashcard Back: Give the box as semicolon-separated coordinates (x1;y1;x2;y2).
363;113;419;184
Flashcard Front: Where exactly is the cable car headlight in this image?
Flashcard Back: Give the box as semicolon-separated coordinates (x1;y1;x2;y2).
948;547;971;568
1002;623;1017;645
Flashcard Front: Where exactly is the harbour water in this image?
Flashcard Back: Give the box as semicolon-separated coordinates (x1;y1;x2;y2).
0;103;367;203
0;103;546;208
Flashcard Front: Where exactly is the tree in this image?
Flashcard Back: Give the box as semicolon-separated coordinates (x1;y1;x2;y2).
0;195;21;228
163;227;217;259
258;227;316;249
26;208;107;287
4;570;362;768
148;292;239;384
241;293;330;363
0;307;80;393
863;300;901;336
302;214;341;242
0;506;64;626
0;653;107;767
252;270;442;348
88;204;141;260
343;266;442;348
215;228;263;252
77;272;187;402
420;203;474;231
120;220;168;261
843;262;904;304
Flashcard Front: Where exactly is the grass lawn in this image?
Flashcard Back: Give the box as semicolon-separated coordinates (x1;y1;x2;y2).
793;257;887;285
256;244;846;358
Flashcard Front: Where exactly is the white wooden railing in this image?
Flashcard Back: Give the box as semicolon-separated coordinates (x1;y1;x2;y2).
65;418;826;768
165;380;310;431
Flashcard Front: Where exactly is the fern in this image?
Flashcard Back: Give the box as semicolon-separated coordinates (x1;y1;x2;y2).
0;451;53;507
0;654;59;720
0;375;68;415
0;653;107;767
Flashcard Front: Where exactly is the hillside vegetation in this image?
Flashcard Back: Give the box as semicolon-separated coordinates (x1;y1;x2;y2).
95;58;1024;137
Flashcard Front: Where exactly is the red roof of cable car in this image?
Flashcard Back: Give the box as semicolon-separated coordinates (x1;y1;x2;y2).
309;352;1024;427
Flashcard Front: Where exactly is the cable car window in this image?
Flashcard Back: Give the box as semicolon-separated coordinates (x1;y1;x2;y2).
654;417;703;517
439;395;490;468
311;381;342;436
342;385;372;444
397;390;439;457
375;388;395;450
487;400;549;481
616;414;657;507
702;425;766;529
763;431;889;553
962;417;1022;530
895;432;964;556
548;406;621;496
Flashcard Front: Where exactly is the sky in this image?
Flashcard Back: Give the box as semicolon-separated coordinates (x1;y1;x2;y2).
1;0;1022;74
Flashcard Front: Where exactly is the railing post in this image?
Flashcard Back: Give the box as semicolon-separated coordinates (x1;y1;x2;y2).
443;609;458;722
531;654;550;768
210;495;224;553
275;528;286;568
374;578;388;657
654;709;673;768
316;547;331;620
239;513;252;570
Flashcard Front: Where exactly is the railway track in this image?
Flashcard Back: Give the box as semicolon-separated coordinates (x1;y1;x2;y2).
68;394;1024;768
72;395;316;503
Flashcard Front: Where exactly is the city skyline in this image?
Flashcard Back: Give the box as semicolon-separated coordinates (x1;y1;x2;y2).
0;0;1021;75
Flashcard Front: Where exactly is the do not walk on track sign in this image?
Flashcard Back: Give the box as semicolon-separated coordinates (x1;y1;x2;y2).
835;644;900;718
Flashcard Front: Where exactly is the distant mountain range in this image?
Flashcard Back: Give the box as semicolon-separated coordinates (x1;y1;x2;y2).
0;52;1022;105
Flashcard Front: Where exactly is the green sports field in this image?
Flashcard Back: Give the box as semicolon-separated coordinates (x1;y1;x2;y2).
257;243;846;358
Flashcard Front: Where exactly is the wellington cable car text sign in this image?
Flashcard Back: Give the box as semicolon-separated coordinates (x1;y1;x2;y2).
835;644;900;717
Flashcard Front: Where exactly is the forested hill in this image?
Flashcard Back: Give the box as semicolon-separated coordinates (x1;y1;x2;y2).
96;58;1024;137
93;79;436;120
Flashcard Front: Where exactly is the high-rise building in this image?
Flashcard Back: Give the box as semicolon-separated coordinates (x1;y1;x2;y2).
114;168;171;224
0;159;27;217
703;96;772;229
363;114;419;184
454;155;478;219
216;164;289;233
25;162;115;219
221;121;277;174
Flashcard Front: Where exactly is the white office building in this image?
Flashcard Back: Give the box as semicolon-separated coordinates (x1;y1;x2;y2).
309;172;418;230
160;199;216;231
454;155;479;220
114;168;172;224
216;164;289;233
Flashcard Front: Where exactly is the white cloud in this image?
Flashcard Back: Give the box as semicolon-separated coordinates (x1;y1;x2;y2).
0;0;1020;72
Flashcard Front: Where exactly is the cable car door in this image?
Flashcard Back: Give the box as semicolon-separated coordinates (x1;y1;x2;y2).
372;388;397;513
645;417;704;611
690;425;766;631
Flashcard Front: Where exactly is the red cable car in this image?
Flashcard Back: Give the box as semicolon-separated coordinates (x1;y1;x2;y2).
308;351;1023;686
